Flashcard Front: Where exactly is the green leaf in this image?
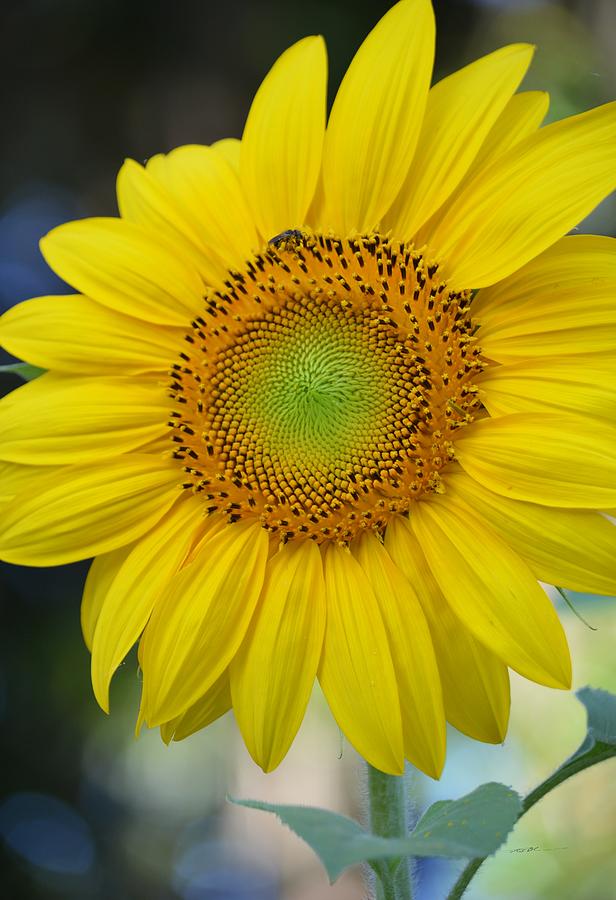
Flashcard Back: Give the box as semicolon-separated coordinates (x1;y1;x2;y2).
449;689;616;899
0;362;45;381
522;686;616;815
230;782;521;883
229;797;399;882
549;686;616;782
577;686;616;744
409;782;521;859
559;686;616;775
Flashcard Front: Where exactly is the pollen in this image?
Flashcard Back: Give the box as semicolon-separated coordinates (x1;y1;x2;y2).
167;232;484;543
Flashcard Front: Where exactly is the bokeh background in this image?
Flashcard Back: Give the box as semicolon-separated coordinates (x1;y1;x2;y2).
1;0;615;897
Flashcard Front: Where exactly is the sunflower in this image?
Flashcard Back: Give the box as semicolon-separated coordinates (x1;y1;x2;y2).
1;0;616;779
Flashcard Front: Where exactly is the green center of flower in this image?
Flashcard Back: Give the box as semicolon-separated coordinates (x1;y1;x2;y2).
209;300;404;475
248;311;382;459
168;232;483;543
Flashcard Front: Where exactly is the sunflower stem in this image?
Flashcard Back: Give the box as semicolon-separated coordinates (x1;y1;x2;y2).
366;763;414;900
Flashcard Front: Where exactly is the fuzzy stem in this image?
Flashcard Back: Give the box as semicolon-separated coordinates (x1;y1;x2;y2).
366;763;414;900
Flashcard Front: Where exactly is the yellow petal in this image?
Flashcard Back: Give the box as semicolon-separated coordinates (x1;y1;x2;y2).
230;540;326;772
477;356;616;419
145;145;260;268
474;235;616;361
414;90;549;244
140;521;268;725
318;543;404;775
0;294;181;374
426;100;616;290
40;218;204;325
306;167;326;231
117;157;199;244
212;138;241;173
414;91;550;247
387;44;534;238
465;90;549;173
91;496;203;712
161;671;232;744
0;373;167;464
385;516;510;744
447;468;616;596
322;0;435;234
0;456;180;566
0;460;61;511
455;413;616;508
116;158;224;285
81;544;134;651
143;153;167;181
241;36;327;240
410;493;571;689
352;531;446;778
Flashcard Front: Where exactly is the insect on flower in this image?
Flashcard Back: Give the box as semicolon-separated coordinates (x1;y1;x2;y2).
268;228;306;250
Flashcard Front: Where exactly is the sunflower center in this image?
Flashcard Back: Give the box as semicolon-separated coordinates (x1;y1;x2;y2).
168;232;484;543
211;301;400;469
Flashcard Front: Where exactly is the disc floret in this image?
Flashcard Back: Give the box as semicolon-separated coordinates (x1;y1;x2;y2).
168;232;484;542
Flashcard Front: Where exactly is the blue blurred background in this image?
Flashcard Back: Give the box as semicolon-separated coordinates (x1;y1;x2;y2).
1;1;615;897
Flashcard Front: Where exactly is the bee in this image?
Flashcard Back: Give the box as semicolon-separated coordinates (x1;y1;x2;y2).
268;228;305;250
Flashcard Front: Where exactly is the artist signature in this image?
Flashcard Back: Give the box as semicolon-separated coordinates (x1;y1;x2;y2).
509;846;568;854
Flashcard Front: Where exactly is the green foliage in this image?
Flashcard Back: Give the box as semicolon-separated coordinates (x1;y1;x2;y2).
230;783;521;883
577;686;616;744
230;798;395;882
410;783;520;858
233;687;616;896
449;686;616;899
537;686;616;795
0;362;45;381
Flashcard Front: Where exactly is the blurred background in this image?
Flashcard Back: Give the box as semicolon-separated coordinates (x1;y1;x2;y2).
1;0;615;897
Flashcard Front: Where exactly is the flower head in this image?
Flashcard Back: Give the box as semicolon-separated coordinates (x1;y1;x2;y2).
2;0;616;777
